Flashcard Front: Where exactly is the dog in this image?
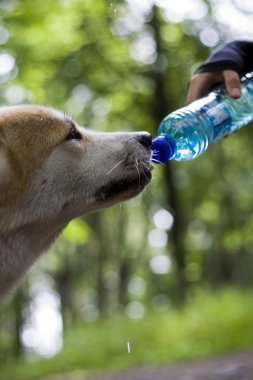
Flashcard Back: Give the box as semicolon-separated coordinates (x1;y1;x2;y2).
0;105;152;301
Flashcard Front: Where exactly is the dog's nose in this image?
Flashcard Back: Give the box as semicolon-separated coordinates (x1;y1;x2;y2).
136;132;152;147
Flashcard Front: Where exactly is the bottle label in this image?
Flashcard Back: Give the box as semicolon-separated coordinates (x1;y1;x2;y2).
202;98;232;140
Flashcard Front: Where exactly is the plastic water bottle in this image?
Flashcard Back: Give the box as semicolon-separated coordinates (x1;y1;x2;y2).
151;72;253;163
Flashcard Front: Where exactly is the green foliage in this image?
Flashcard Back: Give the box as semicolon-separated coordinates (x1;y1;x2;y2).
1;288;253;379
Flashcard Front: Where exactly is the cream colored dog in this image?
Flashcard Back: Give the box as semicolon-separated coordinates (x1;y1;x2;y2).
0;105;152;301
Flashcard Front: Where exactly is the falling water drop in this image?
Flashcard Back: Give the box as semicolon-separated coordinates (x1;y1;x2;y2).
127;340;131;354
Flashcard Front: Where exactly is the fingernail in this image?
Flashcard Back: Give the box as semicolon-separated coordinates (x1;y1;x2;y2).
230;88;241;98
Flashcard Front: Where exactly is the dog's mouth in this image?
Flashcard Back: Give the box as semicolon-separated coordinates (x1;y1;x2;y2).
95;168;152;203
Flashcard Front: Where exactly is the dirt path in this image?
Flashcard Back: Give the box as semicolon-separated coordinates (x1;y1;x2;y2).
87;350;253;380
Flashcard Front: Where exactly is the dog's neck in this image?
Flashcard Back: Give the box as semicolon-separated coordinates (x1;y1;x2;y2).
0;220;65;301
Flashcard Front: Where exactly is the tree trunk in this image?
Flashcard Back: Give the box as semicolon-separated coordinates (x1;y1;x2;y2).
150;6;187;300
12;288;26;357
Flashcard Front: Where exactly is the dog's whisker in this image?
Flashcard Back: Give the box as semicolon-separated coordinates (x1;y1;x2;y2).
135;157;141;185
140;171;149;182
106;159;124;175
152;170;163;180
139;166;149;181
141;162;152;171
151;158;166;166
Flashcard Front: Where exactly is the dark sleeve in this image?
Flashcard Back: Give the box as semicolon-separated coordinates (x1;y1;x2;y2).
196;40;253;75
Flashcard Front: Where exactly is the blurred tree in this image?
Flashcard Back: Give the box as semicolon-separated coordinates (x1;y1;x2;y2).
148;5;187;300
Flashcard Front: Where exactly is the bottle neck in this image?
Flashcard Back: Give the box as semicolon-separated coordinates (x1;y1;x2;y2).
151;135;176;163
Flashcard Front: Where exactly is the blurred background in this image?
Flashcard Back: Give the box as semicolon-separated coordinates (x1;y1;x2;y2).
1;0;253;378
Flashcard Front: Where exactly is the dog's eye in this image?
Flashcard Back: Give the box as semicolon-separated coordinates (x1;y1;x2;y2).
66;127;82;141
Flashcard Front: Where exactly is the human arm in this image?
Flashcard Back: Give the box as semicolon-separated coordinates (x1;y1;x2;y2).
186;40;253;105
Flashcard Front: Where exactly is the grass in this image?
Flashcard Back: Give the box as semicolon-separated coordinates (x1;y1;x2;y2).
1;287;253;379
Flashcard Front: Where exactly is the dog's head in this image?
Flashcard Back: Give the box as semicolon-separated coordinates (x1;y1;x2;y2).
0;105;152;229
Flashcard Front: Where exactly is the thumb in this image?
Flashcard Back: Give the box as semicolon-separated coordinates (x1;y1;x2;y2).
223;70;241;99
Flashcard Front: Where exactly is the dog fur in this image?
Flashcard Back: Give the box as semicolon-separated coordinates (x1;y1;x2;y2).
0;105;152;301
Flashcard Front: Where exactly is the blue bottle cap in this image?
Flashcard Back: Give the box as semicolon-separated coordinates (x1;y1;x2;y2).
151;135;176;163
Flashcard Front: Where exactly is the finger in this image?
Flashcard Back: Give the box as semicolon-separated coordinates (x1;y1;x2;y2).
186;74;208;105
186;72;221;105
223;70;241;98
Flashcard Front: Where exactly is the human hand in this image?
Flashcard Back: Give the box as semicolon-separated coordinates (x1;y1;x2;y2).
186;69;242;105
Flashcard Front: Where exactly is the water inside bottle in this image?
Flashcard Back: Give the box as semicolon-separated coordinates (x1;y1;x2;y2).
152;74;253;162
